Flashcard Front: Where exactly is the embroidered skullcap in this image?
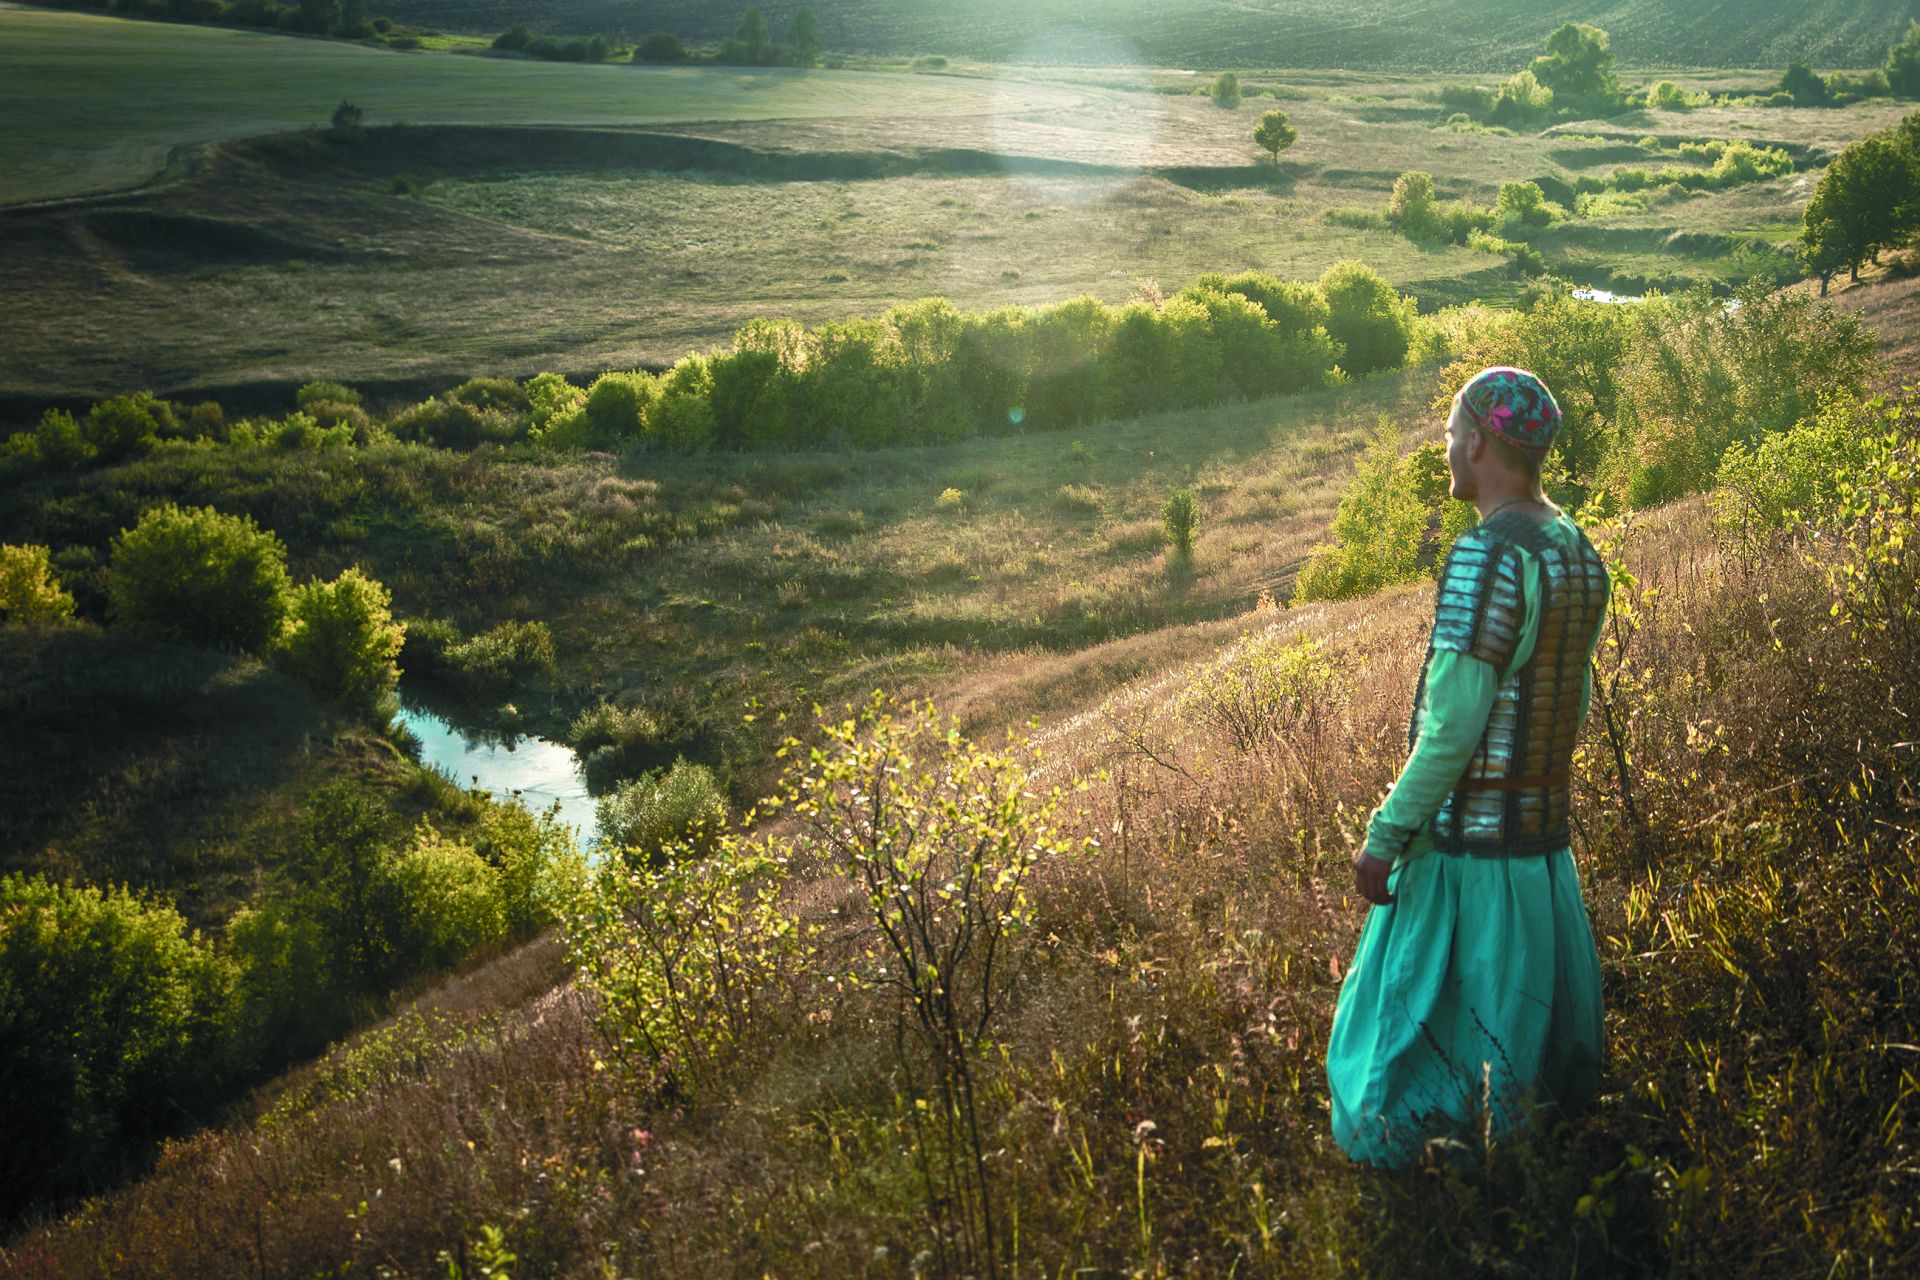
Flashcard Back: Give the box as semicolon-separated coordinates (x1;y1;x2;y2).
1458;366;1562;455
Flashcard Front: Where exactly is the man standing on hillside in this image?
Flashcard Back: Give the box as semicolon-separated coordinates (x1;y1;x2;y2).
1325;367;1610;1166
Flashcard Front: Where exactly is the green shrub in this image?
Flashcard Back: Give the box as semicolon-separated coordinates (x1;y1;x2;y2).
471;802;577;937
389;396;520;449
571;700;670;790
0;543;77;626
1711;399;1877;558
581;371;657;447
648;355;718;452
1211;71;1240;107
273;567;404;712
635;30;686;61
83;394;160;462
386;828;509;972
1178;634;1340;753
491;21;530;50
1161;487;1199;558
1319;260;1416;377
295;380;362;409
1294;419;1428;602
597;758;728;866
0;875;238;1214
446;376;529;415
108;503;291;652
33;408;93;469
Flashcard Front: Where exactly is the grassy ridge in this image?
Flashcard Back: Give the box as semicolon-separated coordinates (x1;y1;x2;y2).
367;0;1919;70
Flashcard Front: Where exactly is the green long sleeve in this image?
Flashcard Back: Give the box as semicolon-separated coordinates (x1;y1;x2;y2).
1363;650;1499;862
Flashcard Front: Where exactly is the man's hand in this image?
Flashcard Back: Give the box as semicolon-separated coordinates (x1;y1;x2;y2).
1353;850;1396;906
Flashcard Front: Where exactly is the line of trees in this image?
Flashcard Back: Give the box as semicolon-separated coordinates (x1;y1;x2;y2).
3;265;1426;469
34;0;405;45
1802;110;1920;291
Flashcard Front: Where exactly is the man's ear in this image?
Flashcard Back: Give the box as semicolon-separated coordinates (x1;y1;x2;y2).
1466;424;1489;464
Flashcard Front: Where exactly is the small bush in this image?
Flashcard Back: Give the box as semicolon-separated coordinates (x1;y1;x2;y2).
634;30;686;61
909;54;947;71
1161;487;1199;558
296;380;362;409
0;875;238;1216
1055;483;1102;515
83;394;160;462
273;567;405;712
491;22;530;50
1293;419;1427;602
1319;260;1416;377
597;758;727;866
571;701;670;790
0;543;77;626
108;504;291;652
386;828;509;972
1178;634;1340;754
937;486;968;512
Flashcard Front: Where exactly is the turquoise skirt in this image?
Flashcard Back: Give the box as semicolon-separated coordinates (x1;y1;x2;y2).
1326;848;1604;1166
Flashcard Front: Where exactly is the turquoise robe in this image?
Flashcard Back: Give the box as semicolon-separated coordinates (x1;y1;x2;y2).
1326;513;1606;1166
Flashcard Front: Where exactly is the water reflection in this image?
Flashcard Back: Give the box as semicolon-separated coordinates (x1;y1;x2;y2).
395;703;597;847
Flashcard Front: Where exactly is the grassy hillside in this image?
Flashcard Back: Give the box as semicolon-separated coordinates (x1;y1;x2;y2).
369;0;1919;70
0;5;1084;204
8;457;1917;1275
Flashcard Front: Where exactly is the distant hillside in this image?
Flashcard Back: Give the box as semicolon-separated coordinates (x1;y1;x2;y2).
377;0;1918;70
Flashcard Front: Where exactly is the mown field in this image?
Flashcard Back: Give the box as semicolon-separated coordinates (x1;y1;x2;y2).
369;0;1918;73
4;4;1911;406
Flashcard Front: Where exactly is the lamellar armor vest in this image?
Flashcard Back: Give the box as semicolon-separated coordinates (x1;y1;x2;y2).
1410;510;1611;858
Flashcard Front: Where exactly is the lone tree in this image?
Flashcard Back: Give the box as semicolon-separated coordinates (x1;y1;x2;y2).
786;6;821;66
1801;131;1920;290
1780;61;1831;107
1253;109;1297;164
1212;71;1241;107
724;8;772;64
1889;20;1920;97
329;100;364;142
1529;22;1622;114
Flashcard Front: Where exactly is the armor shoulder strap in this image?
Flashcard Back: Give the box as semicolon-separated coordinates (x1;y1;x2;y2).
1431;516;1530;670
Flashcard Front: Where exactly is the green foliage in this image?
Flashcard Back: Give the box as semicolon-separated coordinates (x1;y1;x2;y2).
565;824;799;1095
389;394;523;450
296;379;362;409
597;758;727;866
574;700;672;792
1210;71;1240;107
1492;180;1561;232
84;394;161;462
0;543;77;626
1386;169;1441;241
776;694;1075;1270
108;503;291;653
785;7;820;65
1610;287;1878;506
1779;61;1829;107
1318;260;1416;378
273;566;404;712
1646;79;1705;110
648;355;718;452
1823;405;1920;688
425;618;556;698
1251;108;1296;162
1177;634;1339;753
328;99;363;141
634;30;687;62
0;874;237;1214
582;371;658;448
1529;22;1623;114
1438;82;1495;116
1489;68;1553;126
1802;130;1920;287
1891;20;1920;97
385;826;508;971
1160;487;1198;558
491;22;530;50
1710;399;1876;561
1293;418;1427;602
